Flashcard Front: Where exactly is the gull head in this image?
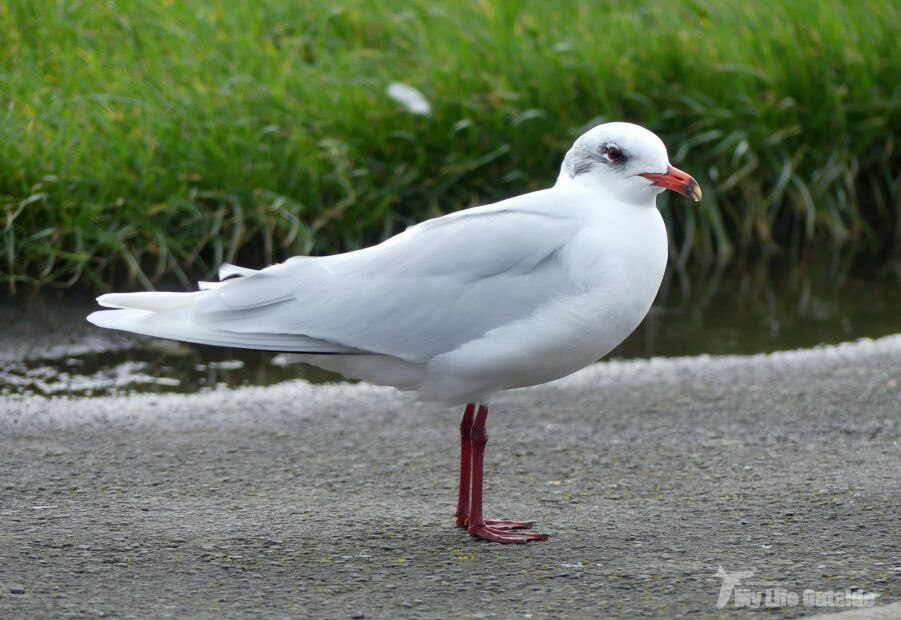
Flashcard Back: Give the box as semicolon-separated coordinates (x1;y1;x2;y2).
557;122;702;205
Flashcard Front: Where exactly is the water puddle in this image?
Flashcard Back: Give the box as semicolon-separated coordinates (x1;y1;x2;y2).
2;253;899;398
0;343;343;399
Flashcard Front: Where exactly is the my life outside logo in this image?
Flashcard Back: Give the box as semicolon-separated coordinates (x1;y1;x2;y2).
714;566;879;609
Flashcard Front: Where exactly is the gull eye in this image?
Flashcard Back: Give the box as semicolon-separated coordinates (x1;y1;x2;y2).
605;144;623;162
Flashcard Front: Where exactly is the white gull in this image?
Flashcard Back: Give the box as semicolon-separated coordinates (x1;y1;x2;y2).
88;121;701;543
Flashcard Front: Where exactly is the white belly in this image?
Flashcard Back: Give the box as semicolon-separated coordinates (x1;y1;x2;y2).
422;205;668;405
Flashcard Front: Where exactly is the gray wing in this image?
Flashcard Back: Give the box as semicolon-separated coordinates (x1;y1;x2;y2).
193;193;585;362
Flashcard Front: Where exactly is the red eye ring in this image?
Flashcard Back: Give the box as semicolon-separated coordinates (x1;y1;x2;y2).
606;145;623;161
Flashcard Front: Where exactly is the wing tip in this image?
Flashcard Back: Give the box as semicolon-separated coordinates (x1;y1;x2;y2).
85;310;104;326
86;308;148;329
96;293;127;309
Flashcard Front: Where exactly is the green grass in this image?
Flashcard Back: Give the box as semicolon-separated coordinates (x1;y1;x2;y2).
1;0;898;291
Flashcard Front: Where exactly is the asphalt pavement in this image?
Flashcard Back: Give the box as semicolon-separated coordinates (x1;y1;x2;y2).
1;336;899;618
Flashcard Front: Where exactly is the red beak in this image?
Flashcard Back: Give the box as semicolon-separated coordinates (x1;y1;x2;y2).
640;165;702;202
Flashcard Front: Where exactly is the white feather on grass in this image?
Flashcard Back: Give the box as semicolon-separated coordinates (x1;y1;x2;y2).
386;82;431;116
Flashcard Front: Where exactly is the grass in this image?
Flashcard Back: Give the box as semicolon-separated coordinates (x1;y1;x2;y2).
1;0;898;292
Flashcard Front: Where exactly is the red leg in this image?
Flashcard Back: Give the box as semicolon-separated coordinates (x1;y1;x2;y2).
455;403;533;531
466;405;548;544
455;403;476;528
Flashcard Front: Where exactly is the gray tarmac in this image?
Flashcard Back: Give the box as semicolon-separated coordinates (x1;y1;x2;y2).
1;336;899;619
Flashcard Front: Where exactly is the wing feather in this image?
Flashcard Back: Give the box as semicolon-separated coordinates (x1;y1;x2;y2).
192;190;585;362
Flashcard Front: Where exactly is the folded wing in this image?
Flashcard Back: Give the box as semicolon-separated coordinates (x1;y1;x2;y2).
91;190;585;361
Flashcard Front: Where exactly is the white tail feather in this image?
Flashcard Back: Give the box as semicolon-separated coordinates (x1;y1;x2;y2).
96;291;202;311
219;263;258;280
86;308;356;353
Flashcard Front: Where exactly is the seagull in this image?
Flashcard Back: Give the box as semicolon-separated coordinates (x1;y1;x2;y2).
88;121;701;544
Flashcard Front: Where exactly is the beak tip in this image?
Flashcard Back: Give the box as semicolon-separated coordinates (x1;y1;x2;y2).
691;184;703;202
640;166;702;202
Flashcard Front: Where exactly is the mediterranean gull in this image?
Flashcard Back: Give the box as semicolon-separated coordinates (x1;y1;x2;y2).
88;121;702;543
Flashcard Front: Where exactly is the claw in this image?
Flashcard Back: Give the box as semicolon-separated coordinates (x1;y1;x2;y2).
456;517;535;530
468;523;548;544
485;518;533;530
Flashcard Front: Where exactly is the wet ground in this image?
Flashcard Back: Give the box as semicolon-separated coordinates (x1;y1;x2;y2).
1;337;899;618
